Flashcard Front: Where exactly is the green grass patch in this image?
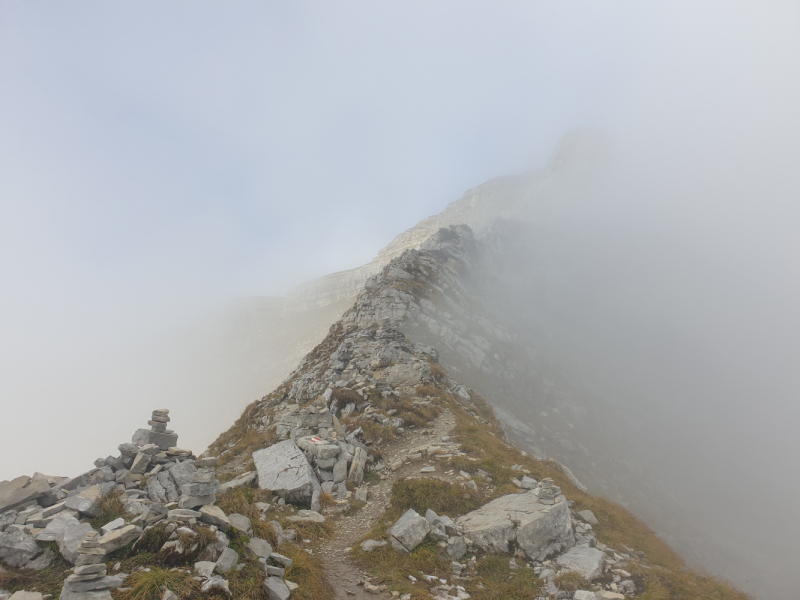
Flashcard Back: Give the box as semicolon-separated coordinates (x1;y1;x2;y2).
112;567;200;600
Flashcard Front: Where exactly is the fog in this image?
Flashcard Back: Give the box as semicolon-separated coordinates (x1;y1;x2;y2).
2;2;800;596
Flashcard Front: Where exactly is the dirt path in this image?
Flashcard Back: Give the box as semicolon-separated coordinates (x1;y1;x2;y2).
318;409;458;599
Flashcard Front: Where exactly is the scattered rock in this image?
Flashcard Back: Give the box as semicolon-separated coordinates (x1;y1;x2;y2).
555;546;605;581
227;513;252;535
457;491;574;561
253;440;321;504
263;576;291;600
215;547;239;573
387;509;431;554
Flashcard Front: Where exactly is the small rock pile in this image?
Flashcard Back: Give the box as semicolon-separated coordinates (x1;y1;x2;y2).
60;530;122;600
131;409;179;451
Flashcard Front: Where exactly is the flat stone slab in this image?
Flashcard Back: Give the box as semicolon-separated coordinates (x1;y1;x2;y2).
457;491;574;561
132;428;178;451
253;439;321;504
218;471;256;494
556;546;606;581
99;524;142;553
199;505;230;532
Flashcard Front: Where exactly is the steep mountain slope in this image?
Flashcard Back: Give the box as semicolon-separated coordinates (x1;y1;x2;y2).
203;225;749;600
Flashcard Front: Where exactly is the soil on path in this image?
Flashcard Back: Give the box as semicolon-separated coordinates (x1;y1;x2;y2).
318;409;458;599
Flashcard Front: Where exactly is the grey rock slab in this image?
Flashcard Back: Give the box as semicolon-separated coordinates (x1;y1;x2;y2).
0;479;49;513
269;552;293;567
9;592;44;600
61;576;123;593
446;536;467;560
520;477;538;490
129;453;151;476
194;560;216;578
178;494;216;510
555;546;606;581
0;527;41;567
246;537;272;559
354;487;368;503
167;508;201;520
332;459;348;484
228;513;252;535
577;510;599;526
99;524;142;553
162;591;179;600
264;564;285;577
131;429;178;451
263;576;291;600
286;510;324;523
100;518;126;535
200;576;231;596
217;471;256;494
387;508;431;553
214;547;239;573
65;484;112;518
180;482;219;496
457;492;574;561
253;439;321;504
573;592;596;600
199;505;230;532
347;446;366;485
156;471;180;503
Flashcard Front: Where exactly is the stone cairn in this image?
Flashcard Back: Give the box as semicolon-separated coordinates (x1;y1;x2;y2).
538;478;562;505
131;409;178;451
60;530;121;599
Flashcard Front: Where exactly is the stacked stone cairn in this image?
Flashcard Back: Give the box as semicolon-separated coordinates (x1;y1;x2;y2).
538;478;561;505
59;531;122;600
132;409;178;449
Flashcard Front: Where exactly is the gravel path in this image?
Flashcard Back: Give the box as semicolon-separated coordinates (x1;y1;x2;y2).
319;409;457;599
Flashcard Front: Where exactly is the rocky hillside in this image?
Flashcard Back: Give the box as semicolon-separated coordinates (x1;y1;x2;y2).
0;223;751;600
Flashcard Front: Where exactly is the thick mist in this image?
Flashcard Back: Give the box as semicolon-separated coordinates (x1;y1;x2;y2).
2;3;799;596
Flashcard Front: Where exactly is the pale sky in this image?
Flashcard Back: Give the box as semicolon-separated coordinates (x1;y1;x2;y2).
2;1;799;475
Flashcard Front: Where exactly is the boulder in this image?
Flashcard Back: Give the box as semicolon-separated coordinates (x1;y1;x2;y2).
456;492;574;561
168;461;198;487
347;446;366;485
387;509;431;554
446;536;467;560
99;524;142;553
0;528;41;567
64;484;112;518
228;513;252;535
36;513;95;564
199;505;230;532
246;537;272;559
132;429;178;450
9;592;44;600
332;460;348;484
0;478;50;513
264;576;291;600
577;510;599;526
214;547;239;573
253;440;321;504
555;546;605;581
194;560;216;578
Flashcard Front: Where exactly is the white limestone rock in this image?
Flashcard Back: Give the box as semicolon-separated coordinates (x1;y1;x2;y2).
253;440;321;504
456;491;574;561
555;546;606;581
387;508;431;554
